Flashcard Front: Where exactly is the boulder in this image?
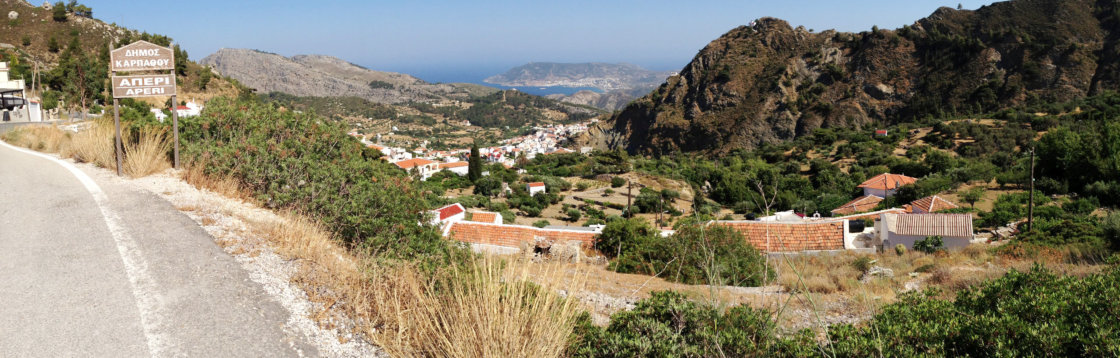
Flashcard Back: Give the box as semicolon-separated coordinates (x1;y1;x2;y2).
8;11;18;20
860;266;894;283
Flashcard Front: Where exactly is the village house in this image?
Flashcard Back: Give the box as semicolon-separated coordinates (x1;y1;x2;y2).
174;101;203;117
879;213;975;250
429;203;465;226
393;158;439;180
858;173;918;198
908;195;960;213
443;220;599;255
438;161;470;176
527;182;547;196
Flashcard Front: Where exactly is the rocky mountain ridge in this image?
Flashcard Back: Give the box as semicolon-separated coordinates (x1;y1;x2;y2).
200;49;495;104
591;0;1120;155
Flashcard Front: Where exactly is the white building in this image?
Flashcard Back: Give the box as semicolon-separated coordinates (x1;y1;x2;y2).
438;161;470;176
174;101;203;117
430;203;466;226
879;213;975;250
527;182;546;196
394;158;439;180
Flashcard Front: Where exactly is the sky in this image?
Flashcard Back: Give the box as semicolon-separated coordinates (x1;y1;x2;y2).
83;0;1000;83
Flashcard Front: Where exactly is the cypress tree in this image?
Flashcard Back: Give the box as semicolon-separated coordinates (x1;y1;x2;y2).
468;143;482;182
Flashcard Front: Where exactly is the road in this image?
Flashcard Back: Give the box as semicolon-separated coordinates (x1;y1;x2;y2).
0;140;318;357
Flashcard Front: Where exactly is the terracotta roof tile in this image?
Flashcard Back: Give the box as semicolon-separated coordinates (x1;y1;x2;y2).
890;213;973;237
394;158;436;169
434;203;465;221
446;221;597;248
469;211;499;223
713;221;846;252
830;195;883;215
858;173;918;190
909;195;959;213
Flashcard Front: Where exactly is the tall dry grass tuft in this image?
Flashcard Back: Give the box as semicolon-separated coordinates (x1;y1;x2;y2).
181;161;250;201
1;125;70;153
123;128;171;177
376;257;584;358
65;120;118;170
249;213;585;358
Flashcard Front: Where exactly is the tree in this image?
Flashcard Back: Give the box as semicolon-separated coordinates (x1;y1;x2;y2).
468;143;482;182
960;187;985;208
47;37;60;53
566;208;582;222
52;2;67;21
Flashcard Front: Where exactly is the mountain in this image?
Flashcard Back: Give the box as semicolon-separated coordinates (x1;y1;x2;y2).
545;88;652;111
485;62;673;91
593;0;1120;155
200;49;496;104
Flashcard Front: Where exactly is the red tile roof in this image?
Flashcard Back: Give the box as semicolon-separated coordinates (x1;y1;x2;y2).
528;182;546;188
469;211;500;223
446;221;597;248
439;162;469;169
394;158;436;169
434;203;465;221
890;213;973;237
713;221;846;252
834;208;906;221
858;173;918;190
831;195;883;215
909;195;959;213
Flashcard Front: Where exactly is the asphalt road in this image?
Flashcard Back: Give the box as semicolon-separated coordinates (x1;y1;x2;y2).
0;141;318;357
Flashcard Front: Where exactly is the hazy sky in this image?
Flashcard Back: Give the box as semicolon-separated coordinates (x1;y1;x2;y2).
83;0;1000;82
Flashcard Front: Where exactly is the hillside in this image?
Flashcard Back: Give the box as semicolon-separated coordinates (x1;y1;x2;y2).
0;0;239;109
594;0;1120;155
201;49;497;105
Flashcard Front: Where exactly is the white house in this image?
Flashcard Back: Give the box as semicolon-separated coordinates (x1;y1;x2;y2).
430;203;466;226
150;108;168;122
438;161;470;176
527;182;546;196
879;213;975;250
174;101;203;117
394;158;439;180
858;173;918;198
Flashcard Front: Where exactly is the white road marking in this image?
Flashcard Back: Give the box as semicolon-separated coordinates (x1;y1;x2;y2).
0;140;171;357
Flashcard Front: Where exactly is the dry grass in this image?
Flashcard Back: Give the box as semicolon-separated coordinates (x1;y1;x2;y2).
1;124;70;153
123;128;172;177
64;120;119;170
181;161;250;201
2;121;173;178
249;213;585;358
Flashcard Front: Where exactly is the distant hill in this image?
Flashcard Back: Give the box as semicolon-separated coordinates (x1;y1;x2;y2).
200;49;496;104
545;88;653;111
485;62;673;91
592;0;1120;155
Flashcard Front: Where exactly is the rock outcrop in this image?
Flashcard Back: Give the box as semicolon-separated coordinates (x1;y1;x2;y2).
596;0;1120;155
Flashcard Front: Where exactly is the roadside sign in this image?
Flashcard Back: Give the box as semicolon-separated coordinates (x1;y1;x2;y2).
111;74;176;98
110;40;174;72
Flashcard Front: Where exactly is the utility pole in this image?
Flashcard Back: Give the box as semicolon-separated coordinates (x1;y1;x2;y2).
1027;148;1035;233
626;180;633;218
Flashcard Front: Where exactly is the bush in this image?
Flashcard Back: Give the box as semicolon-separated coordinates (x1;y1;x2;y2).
610;176;626;188
533;220;551;228
914;235;945;254
566;208;581;222
180;98;463;267
895;244;907;256
569;291;778;357
595;218;658;259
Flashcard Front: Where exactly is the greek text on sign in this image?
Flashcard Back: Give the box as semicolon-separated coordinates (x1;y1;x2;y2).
112;74;177;98
110;40;175;72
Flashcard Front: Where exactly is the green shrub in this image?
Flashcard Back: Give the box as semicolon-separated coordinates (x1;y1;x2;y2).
533;220;550;228
914;235;945;254
180;98;464;267
569;291;778;357
610;176;626;188
566;208;582;222
895;244;907;256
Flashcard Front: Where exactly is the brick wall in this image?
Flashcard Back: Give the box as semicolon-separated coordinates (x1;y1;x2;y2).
713;220;846;252
446;222;598;248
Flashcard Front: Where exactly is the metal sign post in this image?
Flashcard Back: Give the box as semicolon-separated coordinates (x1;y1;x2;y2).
108;40;177;176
